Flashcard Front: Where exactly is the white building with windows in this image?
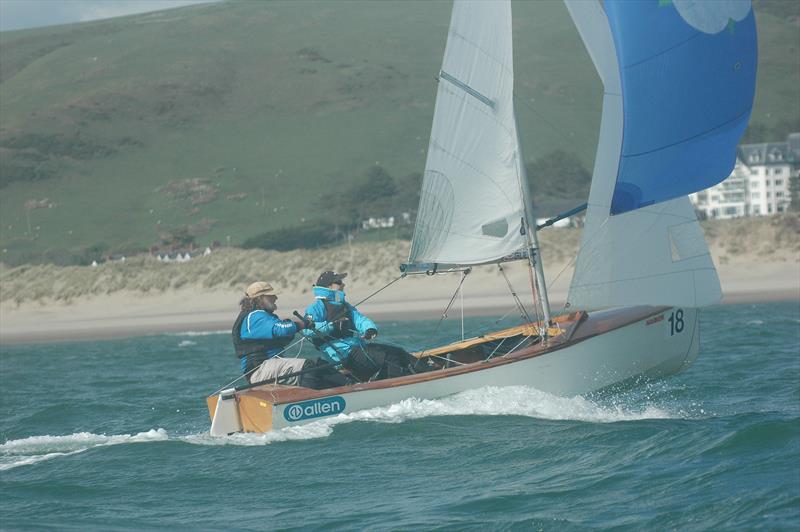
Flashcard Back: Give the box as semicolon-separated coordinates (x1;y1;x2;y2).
691;133;799;219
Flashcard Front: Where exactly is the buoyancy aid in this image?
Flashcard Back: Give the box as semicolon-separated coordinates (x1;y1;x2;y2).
231;310;291;374
321;299;356;339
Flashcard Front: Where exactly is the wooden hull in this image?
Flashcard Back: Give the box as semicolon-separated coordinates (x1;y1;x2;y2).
208;306;699;435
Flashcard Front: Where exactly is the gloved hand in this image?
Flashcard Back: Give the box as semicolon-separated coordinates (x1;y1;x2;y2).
293;317;314;330
292;311;314;330
364;328;378;340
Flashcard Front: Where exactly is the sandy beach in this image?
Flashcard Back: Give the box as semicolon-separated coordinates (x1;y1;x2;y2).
1;245;797;345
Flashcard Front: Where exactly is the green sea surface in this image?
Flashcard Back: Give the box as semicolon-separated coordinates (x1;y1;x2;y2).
1;301;799;529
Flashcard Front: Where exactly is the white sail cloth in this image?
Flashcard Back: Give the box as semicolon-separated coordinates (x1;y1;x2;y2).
565;0;722;310
408;0;529;266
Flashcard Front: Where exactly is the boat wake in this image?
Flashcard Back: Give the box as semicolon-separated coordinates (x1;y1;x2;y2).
186;385;676;447
1;387;679;464
0;429;168;471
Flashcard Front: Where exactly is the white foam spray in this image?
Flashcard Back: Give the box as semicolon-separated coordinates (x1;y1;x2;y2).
185;386;674;447
1;429;168;471
2;387;678;459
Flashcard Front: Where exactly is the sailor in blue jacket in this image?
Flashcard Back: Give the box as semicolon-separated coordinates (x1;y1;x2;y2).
233;281;312;383
303;271;378;367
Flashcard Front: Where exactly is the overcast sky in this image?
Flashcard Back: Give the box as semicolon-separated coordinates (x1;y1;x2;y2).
0;0;220;32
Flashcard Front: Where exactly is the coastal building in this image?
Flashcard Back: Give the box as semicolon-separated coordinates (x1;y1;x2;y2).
361;212;412;230
691;132;799;219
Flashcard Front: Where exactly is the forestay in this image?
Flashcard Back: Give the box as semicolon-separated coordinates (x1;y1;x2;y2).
565;0;757;310
407;0;529;267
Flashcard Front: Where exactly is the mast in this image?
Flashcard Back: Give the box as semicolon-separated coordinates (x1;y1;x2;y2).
514;106;552;330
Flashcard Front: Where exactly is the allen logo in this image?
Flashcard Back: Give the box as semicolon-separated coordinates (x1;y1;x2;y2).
284;396;346;422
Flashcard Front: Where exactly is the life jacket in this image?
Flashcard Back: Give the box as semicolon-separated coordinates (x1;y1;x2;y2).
322;299;356;339
231;310;290;374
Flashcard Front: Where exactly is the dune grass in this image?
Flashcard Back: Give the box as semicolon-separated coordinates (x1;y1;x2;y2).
3;216;796;306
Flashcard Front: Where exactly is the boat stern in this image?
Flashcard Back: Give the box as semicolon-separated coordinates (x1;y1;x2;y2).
207;390;276;436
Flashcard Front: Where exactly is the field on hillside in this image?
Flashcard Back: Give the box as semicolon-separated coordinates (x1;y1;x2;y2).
0;0;798;266
1;215;797;306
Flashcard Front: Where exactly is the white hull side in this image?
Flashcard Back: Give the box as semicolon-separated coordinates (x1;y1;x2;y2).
272;307;699;430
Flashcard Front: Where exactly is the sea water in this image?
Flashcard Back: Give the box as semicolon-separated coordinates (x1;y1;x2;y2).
1;302;798;530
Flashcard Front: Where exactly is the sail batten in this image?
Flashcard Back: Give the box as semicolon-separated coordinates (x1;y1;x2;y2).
439;71;496;109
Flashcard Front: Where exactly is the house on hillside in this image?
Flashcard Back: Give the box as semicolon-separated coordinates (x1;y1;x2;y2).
691;132;799;219
361;212;412;230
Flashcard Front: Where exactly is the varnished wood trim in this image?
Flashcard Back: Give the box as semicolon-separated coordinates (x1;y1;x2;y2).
238;395;274;433
206;395;219;421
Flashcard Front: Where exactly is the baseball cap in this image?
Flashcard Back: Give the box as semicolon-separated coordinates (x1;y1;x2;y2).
316;271;347;287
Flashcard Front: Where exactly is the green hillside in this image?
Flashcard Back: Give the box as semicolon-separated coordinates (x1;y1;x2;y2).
1;0;798;265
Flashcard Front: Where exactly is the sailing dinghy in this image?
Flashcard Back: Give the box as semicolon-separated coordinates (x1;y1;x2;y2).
207;0;756;435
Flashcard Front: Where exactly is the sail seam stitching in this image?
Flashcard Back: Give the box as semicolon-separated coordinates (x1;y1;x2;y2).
622;108;752;158
570;264;717;288
448;29;513;78
429;140;519;212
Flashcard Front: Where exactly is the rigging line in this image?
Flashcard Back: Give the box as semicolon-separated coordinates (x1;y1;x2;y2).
209;336;307;396
351;274;405;308
493;334;535;361
418;269;471;359
498;263;532;323
460;274;464;342
553;215;610;315
484;336;508;361
525;241;543;324
431;304;521;351
425;353;467;367
513;92;589;150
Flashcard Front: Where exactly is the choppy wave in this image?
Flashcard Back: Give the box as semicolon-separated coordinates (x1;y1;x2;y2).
177;340;197;347
185;386;675;446
0;429;168;471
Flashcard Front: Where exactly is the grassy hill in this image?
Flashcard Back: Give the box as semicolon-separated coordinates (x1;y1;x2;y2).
1;0;798;265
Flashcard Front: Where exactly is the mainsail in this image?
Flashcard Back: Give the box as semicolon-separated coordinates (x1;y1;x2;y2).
407;0;529;267
565;0;757;310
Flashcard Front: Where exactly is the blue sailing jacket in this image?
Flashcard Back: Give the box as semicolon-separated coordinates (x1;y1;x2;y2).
238;310;299;373
303;286;377;365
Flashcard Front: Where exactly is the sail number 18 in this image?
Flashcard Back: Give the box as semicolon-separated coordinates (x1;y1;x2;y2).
668;309;684;336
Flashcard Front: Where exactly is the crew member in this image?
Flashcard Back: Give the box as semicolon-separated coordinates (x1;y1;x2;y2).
233;281;314;384
303;271;387;377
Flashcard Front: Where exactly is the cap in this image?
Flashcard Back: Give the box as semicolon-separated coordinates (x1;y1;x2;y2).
316;271;347;287
245;281;279;298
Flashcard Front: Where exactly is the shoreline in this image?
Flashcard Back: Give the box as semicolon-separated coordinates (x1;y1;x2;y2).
1;286;796;346
3;217;798;346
